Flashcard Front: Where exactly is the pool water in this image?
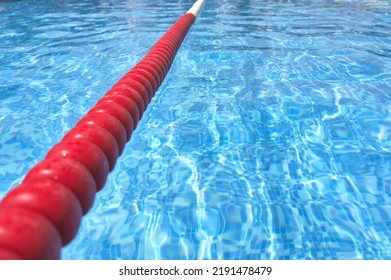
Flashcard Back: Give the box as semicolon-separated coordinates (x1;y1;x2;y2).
0;0;390;260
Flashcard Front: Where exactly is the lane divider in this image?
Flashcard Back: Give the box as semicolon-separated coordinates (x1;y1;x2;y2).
0;0;205;260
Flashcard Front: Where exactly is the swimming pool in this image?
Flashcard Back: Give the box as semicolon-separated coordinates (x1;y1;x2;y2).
0;0;390;260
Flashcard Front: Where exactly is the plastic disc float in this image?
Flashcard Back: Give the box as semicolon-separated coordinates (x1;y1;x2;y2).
0;0;206;260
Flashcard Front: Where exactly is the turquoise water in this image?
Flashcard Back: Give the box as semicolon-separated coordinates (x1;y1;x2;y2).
1;0;390;259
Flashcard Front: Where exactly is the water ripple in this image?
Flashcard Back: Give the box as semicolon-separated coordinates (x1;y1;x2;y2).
0;0;390;260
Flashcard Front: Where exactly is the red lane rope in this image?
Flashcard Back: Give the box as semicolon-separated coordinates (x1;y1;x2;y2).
0;12;196;260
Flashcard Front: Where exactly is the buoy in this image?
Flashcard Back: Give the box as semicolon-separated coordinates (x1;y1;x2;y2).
0;0;206;259
0;207;62;260
1;180;83;245
23;158;97;214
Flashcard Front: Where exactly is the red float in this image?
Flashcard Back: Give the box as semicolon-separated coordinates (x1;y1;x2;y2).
89;101;134;140
63;123;119;171
0;248;22;260
145;53;171;74
115;77;151;105
105;86;146;116
137;60;164;85
1;181;82;245
23;158;96;214
97;95;141;129
121;73;154;101
0;0;205;259
130;68;159;93
149;47;174;65
46;139;110;191
77;112;127;154
0;207;62;259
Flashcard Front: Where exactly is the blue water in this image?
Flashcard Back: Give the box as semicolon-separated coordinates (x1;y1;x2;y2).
1;0;390;260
